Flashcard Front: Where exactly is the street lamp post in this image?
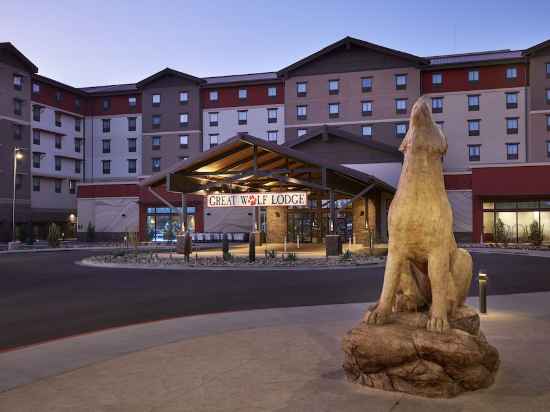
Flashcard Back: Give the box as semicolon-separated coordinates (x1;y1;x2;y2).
12;147;24;242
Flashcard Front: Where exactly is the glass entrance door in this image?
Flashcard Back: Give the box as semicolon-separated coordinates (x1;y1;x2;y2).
287;210;314;243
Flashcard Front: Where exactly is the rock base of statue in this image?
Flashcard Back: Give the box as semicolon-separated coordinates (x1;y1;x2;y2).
342;306;499;398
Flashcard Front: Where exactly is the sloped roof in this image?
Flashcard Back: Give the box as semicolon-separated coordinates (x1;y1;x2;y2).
523;39;550;56
33;74;88;96
278;36;429;76
284;125;402;160
427;50;524;66
204;72;279;85
80;83;138;94
0;42;38;73
136;68;205;88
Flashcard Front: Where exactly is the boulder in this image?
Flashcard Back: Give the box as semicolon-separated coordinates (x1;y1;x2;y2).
342;306;499;398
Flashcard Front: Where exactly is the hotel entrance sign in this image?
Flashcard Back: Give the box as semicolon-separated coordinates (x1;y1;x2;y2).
207;192;308;208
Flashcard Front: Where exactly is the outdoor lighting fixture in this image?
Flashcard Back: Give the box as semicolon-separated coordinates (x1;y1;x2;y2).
11;147;25;242
479;272;488;314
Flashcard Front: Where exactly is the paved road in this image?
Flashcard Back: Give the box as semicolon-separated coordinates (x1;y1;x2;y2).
1;250;549;351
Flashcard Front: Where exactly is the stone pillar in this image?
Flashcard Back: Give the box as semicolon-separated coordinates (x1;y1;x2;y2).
266;206;287;243
352;198;368;245
367;195;378;244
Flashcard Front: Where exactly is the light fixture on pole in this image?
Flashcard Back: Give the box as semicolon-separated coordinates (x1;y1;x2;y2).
12;147;24;242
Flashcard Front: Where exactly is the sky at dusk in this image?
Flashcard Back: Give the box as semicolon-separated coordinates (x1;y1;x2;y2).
2;0;549;87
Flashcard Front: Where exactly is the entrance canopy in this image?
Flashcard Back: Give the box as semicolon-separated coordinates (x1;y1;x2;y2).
140;134;396;198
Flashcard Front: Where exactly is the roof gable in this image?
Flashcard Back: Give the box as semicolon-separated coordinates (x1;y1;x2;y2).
0;42;38;73
278;37;428;78
137;68;204;88
524;39;550;56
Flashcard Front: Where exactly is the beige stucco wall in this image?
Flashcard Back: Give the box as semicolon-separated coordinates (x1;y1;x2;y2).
204;207;254;233
77;197;139;234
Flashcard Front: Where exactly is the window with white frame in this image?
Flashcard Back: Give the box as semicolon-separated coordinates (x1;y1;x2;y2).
55;156;62;171
209;112;218;127
506;92;518;109
128;138;137;152
151;158;161;172
267;130;278;142
296;82;307;96
209;133;219;148
179;91;189;104
297;128;308;137
468;95;480;111
395;123;407;137
506;118;519;134
328;79;339;94
128;159;137;174
238;110;248;125
361;125;373;137
267;86;277;97
328;103;340;118
179;113;189;126
179;135;189;148
362;100;373;115
395;74;407;89
468;145;481;161
128;96;137;107
506;67;518;79
32;82;40;94
361;77;373;92
209;90;219;101
506;143;519;160
468;119;480;136
546;62;550;77
152;94;161;106
468;70;479;82
395;98;407;114
296;105;307;120
431;97;443;113
13;74;23;90
238;88;247;99
267;108;278;123
152;136;161;150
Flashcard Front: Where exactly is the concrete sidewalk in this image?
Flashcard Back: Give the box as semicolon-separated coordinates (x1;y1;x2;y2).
1;293;549;411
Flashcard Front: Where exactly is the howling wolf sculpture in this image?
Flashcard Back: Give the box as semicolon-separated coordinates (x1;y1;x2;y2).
366;98;473;333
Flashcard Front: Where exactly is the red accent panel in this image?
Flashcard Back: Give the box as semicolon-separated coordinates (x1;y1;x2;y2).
472;195;483;243
472;165;550;197
201;83;284;109
77;183;140;198
33;81;88;115
444;174;472;190
89;94;142;116
421;63;528;94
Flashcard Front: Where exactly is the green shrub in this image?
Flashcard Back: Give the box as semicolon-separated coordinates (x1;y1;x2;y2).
341;249;353;260
47;223;61;248
223;251;233;262
528;221;544;246
267;249;277;259
284;252;297;262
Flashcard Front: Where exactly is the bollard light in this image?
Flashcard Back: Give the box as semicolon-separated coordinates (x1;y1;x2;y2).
478;272;488;314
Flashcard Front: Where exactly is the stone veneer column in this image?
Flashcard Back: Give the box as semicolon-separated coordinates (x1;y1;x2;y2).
266;207;288;243
352;198;368;245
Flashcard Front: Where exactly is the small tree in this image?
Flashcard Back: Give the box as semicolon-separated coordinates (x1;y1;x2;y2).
47;223;61;248
528;220;544;246
86;222;96;242
163;222;175;242
494;218;511;245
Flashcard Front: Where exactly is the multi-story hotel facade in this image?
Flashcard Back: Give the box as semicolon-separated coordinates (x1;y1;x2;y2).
1;37;550;243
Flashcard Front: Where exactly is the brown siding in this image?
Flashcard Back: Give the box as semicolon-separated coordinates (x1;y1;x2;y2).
529;48;550;110
32;80;88;115
201;83;284;109
89;94;141;116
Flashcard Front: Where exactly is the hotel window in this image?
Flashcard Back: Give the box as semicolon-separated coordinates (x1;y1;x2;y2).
361;77;373;92
506;118;519;134
75;118;81;132
179;91;189;104
468;95;480;111
468;69;479;82
209;112;218;127
431;97;443;113
102;98;111;111
152;94;161;107
55;156;62;171
297;128;308;137
328;103;340;118
179;156;189;161
128;96;137;107
268;108;278;123
546;89;550;104
128;159;137;174
55;91;63;102
74;138;82;153
13;99;22;116
238;88;247;99
75;159;81;174
209;90;219;101
32;82;40;94
547;115;550;131
152;136;161;150
328;79;339;95
33;105;41;121
55;135;62;149
209;134;219;148
362;125;373;138
128;138;137;152
55;112;62;127
506;67;517;79
362;100;373;116
546;62;550;77
296;105;307;120
54;180;62;194
238;110;248;125
395;74;407;90
547;141;550;157
395;123;408;138
69;180;76;194
267;86;277;97
506;143;519;160
296;82;307;97
75;98;81;110
13;74;23;90
468;119;480;136
102;139;111;154
395;98;407;114
179;134;189;148
179;113;189;127
128;117;136;131
468;144;481;161
102;118;110;133
33;129;40;145
267;130;278;142
13;124;22;140
33;176;40;192
151;157;160;172
506;92;518;109
152;114;161;129
102;160;111;175
432;73;443;85
33;152;41;168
